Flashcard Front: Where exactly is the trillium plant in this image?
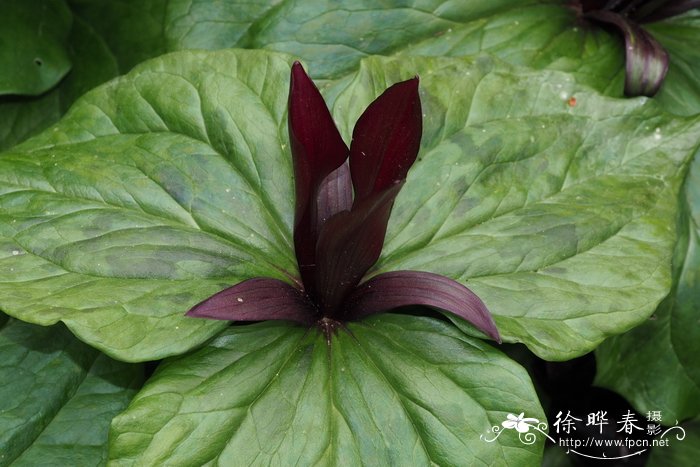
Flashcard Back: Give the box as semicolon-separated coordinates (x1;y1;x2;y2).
2;1;700;465
187;62;500;343
575;0;700;96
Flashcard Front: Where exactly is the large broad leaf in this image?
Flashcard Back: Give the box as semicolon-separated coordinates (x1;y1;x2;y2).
595;150;700;421
1;50;699;362
0;15;119;152
0;319;142;466
333;55;700;360
0;49;297;361
648;10;700;116
0;0;72;96
108;315;545;465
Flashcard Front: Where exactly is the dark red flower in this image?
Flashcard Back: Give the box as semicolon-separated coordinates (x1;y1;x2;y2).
575;0;699;96
187;62;500;343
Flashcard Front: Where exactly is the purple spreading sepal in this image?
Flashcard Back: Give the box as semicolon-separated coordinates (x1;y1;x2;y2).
343;271;501;343
187;277;316;325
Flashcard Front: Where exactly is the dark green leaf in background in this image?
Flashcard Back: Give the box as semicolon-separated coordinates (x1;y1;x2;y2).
8;1;700;155
63;1;626;87
648;10;700;117
109;315;545;466
0;15;119;152
67;0;168;72
646;417;700;466
0;0;72;96
0;319;141;466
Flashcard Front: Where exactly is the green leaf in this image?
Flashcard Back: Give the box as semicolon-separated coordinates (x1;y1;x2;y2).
0;49;298;361
646;417;700;467
109;315;545;465
648;10;700;116
333;55;700;360
67;0;168;72
0;15;119;151
394;3;624;94
542;444;575;467
71;1;624;87
0;0;72;96
161;0;624;90
595;150;700;421
0;319;142;466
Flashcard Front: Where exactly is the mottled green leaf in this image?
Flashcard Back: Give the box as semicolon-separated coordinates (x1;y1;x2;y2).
0;15;119;151
109;315;545;466
333;55;700;360
184;0;624;91
595;150;700;421
0;319;141;466
0;50;297;361
0;0;72;96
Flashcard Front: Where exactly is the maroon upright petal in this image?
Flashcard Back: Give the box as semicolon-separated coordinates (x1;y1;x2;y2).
314;182;403;316
344;271;500;342
586;10;669;96
315;161;353;228
187;278;317;324
349;77;422;202
288;62;350;289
